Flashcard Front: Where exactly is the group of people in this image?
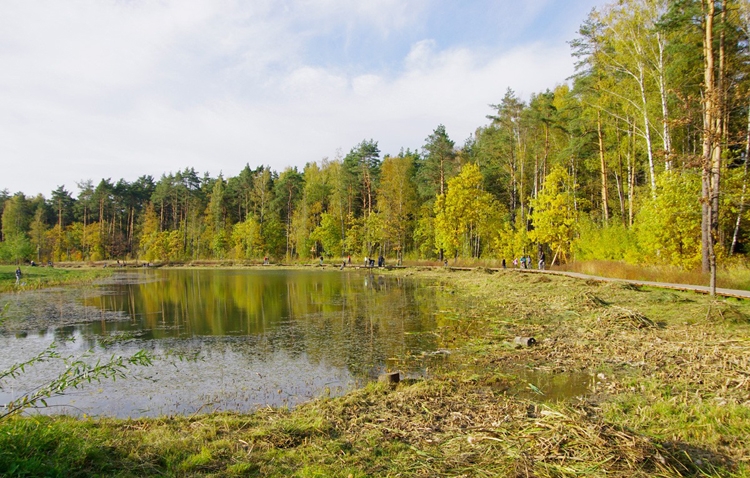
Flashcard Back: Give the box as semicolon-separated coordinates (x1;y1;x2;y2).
503;252;546;270
362;255;385;268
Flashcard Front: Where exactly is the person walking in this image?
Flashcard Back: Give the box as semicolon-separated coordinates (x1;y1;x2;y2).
538;251;545;270
15;267;22;285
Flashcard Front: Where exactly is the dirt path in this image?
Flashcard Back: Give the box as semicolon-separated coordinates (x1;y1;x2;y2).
510;268;750;299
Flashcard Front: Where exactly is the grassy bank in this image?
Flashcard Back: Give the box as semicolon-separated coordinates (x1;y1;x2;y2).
0;265;113;293
2;268;750;476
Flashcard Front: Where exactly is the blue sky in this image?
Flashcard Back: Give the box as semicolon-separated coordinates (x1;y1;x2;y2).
1;0;603;197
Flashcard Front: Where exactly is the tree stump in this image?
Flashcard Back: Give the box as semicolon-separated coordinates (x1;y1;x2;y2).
378;372;400;385
514;336;537;347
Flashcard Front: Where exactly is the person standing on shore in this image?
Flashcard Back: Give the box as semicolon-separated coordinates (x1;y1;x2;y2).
15;267;22;285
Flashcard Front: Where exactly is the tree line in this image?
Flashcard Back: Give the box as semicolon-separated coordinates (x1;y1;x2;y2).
2;1;749;283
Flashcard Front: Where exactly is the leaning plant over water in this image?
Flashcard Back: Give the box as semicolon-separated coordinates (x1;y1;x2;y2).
0;342;153;420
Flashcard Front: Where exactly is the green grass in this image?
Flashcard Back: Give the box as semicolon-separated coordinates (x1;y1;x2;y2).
0;265;112;293
2;267;750;476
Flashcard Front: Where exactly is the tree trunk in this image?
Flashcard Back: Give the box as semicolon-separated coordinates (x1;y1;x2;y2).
657;32;672;170
638;64;657;197
629;123;636;227
597;110;610;223
730;103;750;254
701;0;720;296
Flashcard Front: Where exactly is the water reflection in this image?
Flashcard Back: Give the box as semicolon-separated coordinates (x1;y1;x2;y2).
512;368;592;401
0;269;451;418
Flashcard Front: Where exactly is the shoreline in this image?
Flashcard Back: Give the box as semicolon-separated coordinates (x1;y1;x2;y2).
1;267;749;475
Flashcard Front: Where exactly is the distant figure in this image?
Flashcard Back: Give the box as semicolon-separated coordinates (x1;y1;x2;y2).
47;260;53;267
30;260;36;267
444;260;448;267
347;255;351;265
264;256;269;265
513;258;518;268
502;258;506;269
364;256;369;267
319;255;324;265
340;260;346;270
519;256;526;269
15;267;21;285
370;258;375;267
378;255;384;267
538;251;545;270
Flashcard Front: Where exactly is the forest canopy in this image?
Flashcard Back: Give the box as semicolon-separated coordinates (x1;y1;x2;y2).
2;0;749;278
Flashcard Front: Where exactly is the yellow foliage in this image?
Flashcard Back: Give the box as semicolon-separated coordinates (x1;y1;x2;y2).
434;163;503;258
530;166;578;262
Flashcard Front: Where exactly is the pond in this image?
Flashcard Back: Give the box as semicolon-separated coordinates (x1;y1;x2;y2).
0;268;454;418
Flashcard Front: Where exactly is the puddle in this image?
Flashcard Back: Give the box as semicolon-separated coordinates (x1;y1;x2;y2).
511;368;592;402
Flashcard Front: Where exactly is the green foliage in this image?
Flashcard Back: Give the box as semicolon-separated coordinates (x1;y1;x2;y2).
261;216;286;258
0;344;153;421
231;216;262;259
418;125;457;199
434;163;501;259
635;171;702;269
378;153;417;254
573;216;638;263
413;203;436;259
0;233;33;264
3;0;750;268
138;203;163;262
364;212;385;255
493;218;532;261
343;215;364;256
529;166;579;263
344;140;381;217
310;212;343;258
1;194;31;240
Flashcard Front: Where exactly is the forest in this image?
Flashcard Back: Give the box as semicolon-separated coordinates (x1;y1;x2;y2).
1;0;749;282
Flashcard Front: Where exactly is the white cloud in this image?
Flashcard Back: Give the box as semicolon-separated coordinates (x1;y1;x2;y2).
0;0;595;197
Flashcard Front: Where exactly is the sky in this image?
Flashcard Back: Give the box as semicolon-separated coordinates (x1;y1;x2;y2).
0;0;604;198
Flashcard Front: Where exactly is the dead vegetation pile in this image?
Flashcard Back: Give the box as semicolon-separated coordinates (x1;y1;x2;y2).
311;379;692;477
597;306;656;329
393;268;750;470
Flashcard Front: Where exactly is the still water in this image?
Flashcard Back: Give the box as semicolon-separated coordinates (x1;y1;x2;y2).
0;269;451;418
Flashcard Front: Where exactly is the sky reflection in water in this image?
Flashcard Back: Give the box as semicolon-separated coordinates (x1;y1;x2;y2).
0;269;449;418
